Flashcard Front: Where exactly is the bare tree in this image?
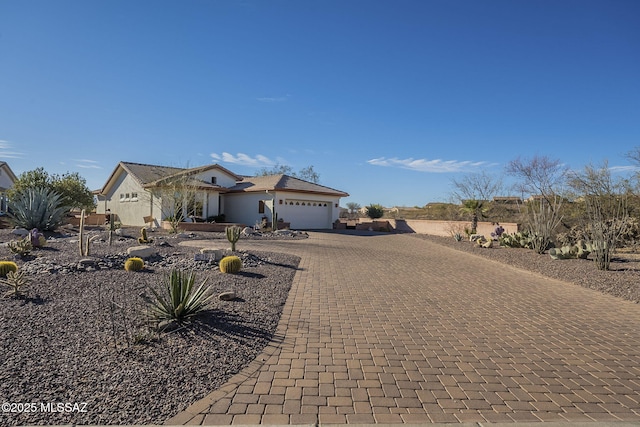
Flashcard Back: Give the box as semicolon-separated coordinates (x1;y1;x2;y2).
146;172;203;233
258;164;320;183
567;162;631;270
506;155;568;202
450;171;504;203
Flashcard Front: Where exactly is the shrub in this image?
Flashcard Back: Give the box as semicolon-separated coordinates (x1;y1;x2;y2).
8;187;69;231
365;204;384;220
124;257;145;271
0;261;18;278
219;255;242;274
147;270;215;322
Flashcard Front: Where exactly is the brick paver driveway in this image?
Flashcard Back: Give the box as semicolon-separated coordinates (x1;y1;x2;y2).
168;231;640;424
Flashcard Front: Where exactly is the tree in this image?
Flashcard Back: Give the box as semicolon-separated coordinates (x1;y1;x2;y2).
147;172;201;233
459;199;487;234
365;204;384;220
8;167;95;212
346;202;361;219
505;155;568;202
258;164;320;184
567;162;631;270
450;171;504;203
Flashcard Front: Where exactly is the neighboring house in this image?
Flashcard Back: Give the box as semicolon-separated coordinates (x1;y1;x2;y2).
0;161;18;213
95;161;349;229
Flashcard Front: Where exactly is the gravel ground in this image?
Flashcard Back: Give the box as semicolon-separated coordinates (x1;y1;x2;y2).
412;233;640;304
0;226;302;426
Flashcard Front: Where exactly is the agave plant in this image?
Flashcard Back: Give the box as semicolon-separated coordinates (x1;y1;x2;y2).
147;270;215;322
8;187;69;231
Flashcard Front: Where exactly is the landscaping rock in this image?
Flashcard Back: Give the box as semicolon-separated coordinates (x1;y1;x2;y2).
218;291;237;301
11;228;29;237
127;245;157;258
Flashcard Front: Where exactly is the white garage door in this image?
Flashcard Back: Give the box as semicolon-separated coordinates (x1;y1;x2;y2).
284;199;332;229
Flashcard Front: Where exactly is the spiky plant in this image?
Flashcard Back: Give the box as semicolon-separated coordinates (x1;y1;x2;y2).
8;187;69;231
1;270;29;299
0;261;18;277
8;238;32;257
225;225;241;251
147;270;215;322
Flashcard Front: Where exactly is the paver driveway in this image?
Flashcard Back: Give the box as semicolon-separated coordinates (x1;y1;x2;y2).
167;231;640;425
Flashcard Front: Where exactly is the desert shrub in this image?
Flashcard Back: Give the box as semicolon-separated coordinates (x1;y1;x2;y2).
365;204;384;220
147;270;214;322
219;255;242;274
7;239;32;258
124;257;145;271
8;187;69;231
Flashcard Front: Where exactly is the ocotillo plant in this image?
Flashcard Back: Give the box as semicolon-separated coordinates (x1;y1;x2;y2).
225;225;242;251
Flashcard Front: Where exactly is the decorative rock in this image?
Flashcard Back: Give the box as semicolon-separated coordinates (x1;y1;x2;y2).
469;234;485;242
11;228;29;237
127;246;157;259
242;227;259;236
218;291;236;301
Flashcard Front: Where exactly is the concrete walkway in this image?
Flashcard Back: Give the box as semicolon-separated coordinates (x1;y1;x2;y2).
166;231;640;425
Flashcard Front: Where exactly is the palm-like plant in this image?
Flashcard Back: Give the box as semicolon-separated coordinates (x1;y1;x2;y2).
460;199;487;234
8;187;69;231
147;270;215;322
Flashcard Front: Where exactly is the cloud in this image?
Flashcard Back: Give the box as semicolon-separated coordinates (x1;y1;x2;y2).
257;94;290;102
367;157;491;173
211;152;275;166
0;140;25;159
609;165;639;173
73;159;102;169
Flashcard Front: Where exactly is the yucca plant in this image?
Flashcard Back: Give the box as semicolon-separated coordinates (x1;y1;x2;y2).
1;270;30;299
8;187;69;231
147;270;215;322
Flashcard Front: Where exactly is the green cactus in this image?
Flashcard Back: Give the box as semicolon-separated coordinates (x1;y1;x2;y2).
549;240;593;260
0;261;18;278
225;225;242;251
78;209;90;256
138;227;153;244
8;238;32;257
124;257;145;271
219;255;242;274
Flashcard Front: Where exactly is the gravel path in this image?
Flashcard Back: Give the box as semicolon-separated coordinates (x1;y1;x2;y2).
0;227;301;426
412;233;640;304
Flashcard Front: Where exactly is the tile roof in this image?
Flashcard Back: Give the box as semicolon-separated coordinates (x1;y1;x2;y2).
227;174;349;197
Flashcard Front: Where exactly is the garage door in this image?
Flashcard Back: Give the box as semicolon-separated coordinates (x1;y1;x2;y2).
284;199;331;229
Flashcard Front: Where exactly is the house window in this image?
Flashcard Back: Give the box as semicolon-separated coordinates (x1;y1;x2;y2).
125;193;130;201
211;177;217;185
119;194;125;201
258;200;265;213
131;192;138;201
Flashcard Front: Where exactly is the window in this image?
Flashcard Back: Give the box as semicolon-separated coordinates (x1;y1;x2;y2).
258;200;265;213
125;193;130;201
119;194;125;201
211;176;217;185
131;192;138;201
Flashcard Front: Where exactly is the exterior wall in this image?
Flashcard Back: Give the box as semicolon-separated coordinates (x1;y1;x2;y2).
223;192;269;228
388;219;519;237
193;170;237;189
224;191;342;230
101;172;151;226
0;166;15;190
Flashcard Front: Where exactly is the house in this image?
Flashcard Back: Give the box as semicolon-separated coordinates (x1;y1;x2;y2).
95;161;349;230
0;161;17;213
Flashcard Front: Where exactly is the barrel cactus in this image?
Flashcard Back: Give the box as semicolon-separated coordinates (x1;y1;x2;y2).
0;261;18;278
219;255;242;274
124;257;145;271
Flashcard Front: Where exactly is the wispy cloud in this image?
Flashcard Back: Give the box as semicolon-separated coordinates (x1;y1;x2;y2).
609;165;639;173
257;94;290;103
211;152;275;167
0;140;25;159
367;157;492;173
73;159;102;169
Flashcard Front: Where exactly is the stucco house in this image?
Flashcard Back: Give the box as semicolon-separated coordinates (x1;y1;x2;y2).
95;161;349;230
0;161;18;213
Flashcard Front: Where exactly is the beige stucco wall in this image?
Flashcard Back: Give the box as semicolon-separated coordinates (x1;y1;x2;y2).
389;219;520;237
100;172;151;226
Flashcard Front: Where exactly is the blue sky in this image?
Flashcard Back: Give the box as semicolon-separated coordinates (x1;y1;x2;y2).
1;0;638;207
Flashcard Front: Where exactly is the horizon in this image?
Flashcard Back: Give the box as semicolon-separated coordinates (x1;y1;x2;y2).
1;0;639;207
